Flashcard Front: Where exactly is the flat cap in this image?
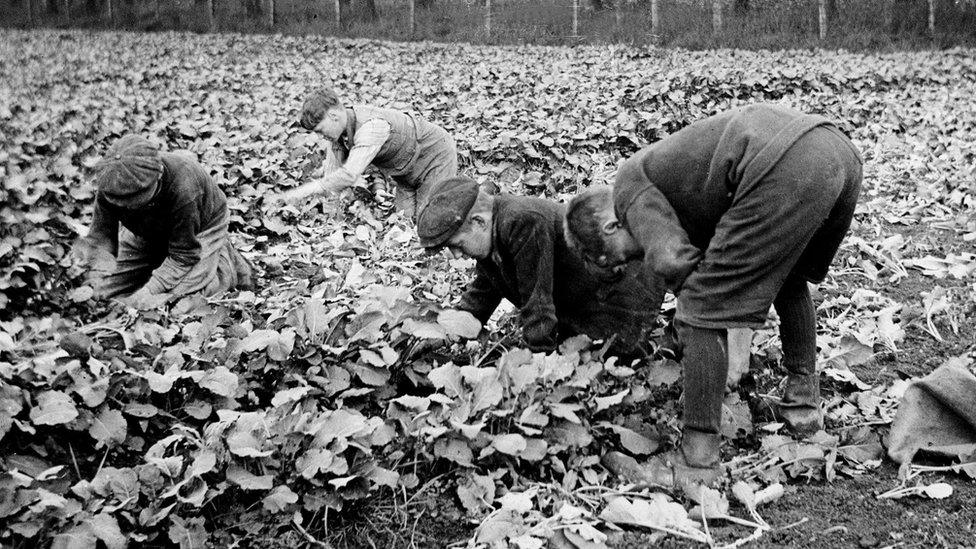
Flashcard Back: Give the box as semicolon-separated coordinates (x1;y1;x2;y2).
94;134;163;208
417;176;480;249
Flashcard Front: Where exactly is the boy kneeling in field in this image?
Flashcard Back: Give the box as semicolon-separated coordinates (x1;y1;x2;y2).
565;103;862;488
73;135;254;309
416;176;661;355
279;87;459;220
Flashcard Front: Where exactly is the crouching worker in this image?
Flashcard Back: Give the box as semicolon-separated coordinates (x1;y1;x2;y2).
278;87;459;220
565;104;862;488
73;135;254;309
417;176;662;355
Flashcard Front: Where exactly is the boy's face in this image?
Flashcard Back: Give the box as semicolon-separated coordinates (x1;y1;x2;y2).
576;208;636;279
444;215;492;260
312;107;346;140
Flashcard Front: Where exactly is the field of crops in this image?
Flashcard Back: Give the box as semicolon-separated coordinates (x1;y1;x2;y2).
1;29;975;548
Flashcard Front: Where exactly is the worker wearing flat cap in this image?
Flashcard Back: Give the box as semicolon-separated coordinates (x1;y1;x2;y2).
73;135;254;309
565;104;862;488
417;176;662;354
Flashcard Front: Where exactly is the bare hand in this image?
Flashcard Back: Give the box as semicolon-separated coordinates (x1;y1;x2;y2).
70;239;116;273
271;187;309;206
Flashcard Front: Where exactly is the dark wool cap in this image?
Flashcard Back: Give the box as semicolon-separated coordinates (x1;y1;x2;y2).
95;135;163;208
417;176;480;249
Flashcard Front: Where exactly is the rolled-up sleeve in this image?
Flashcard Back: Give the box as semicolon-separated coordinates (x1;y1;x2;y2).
343;119;391;179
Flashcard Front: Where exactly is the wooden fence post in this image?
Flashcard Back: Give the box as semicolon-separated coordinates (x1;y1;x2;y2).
485;0;491;37
928;0;935;34
651;0;660;43
712;0;722;35
818;0;827;39
572;0;579;38
205;0;215;31
258;0;273;27
409;0;415;36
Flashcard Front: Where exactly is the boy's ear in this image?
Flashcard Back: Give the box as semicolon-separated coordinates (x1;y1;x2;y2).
471;212;489;230
600;219;619;235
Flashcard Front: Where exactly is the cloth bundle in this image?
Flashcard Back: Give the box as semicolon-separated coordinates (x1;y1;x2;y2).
887;358;976;473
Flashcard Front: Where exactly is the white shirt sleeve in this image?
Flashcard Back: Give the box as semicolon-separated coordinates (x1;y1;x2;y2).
343;119;391;179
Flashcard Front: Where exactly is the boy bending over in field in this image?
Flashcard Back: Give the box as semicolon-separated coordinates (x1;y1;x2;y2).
279;87;459;220
74;135;254;309
565;103;862;488
416;176;661;354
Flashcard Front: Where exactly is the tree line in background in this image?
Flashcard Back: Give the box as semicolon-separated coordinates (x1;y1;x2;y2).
2;0;975;48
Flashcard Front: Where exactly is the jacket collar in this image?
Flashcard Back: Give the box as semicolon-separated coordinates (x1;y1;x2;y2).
340;107;358;148
489;194;507;265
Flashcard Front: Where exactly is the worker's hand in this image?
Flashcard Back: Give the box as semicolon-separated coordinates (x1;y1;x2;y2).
273;186;313;206
70;238;116;273
439;309;483;340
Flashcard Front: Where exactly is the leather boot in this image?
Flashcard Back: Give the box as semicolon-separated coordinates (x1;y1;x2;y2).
776;373;824;437
675;321;728;485
773;277;824;437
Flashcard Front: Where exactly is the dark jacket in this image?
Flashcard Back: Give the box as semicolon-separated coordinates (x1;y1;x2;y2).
89;151;227;267
459;194;662;352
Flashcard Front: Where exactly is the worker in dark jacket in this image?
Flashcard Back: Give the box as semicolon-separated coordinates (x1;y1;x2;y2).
417;176;661;354
565;103;862;487
73;135;254;308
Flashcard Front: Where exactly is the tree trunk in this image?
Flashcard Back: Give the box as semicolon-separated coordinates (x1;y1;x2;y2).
928;0;935;34
651;0;659;42
63;0;70;25
333;0;340;28
408;0;414;35
205;0;215;31
104;0;113;26
818;0;827;39
485;0;491;37
572;0;579;37
27;0;36;25
712;0;722;34
264;0;273;27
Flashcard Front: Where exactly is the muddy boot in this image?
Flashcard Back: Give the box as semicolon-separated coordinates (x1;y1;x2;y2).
773;277;824;437
674;430;723;489
674;321;728;488
775;373;824;437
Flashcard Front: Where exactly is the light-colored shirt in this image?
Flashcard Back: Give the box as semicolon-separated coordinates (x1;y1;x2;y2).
321;118;392;186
